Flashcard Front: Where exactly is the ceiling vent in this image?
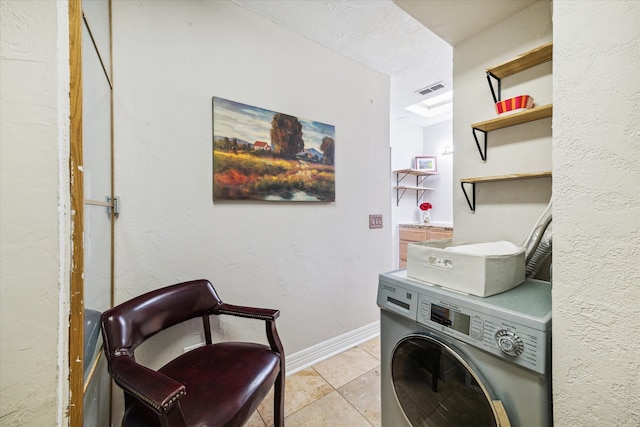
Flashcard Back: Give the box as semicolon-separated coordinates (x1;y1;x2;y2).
416;81;447;96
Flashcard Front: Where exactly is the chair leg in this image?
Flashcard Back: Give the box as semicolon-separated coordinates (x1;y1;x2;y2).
273;371;285;427
122;392;187;427
160;402;187;427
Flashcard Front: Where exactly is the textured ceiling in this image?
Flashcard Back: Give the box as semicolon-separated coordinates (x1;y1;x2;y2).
394;0;539;46
232;0;537;127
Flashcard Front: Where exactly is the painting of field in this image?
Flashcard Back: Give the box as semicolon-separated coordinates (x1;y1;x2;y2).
213;97;335;202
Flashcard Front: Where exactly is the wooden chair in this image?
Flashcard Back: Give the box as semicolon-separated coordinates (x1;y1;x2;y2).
101;279;285;426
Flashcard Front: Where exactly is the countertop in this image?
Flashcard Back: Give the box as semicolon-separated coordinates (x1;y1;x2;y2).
399;221;453;229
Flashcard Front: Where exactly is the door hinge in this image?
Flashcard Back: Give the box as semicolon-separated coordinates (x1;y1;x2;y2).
107;196;120;217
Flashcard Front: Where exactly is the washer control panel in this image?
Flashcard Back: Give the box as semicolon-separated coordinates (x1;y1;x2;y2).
495;330;525;357
376;282;418;320
417;293;548;375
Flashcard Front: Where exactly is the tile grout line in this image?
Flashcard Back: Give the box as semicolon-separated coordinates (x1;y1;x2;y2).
283;363;377;425
273;365;338;424
265;339;381;427
335;367;379;427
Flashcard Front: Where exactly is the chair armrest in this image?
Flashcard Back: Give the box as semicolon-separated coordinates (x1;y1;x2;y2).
109;356;186;415
218;303;284;359
218;303;280;321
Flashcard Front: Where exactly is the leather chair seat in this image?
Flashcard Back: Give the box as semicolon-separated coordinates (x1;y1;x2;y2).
122;343;280;427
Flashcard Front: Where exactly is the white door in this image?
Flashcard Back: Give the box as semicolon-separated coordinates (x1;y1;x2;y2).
79;1;114;425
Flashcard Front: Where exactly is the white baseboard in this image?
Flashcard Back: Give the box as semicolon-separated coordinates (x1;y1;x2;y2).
285;321;380;376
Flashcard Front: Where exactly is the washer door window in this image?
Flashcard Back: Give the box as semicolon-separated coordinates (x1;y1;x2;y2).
391;334;500;427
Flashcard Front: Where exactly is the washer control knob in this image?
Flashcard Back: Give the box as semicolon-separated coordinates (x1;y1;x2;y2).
495;330;524;357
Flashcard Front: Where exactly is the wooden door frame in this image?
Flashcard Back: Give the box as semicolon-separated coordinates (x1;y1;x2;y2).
68;0;114;424
68;0;84;424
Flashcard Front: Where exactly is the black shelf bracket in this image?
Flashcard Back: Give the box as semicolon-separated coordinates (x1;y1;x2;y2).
416;175;429;186
395;171;432;206
396;187;407;206
461;182;476;212
396;172;407;206
472;128;488;162
416;188;427;206
486;71;501;103
395;186;429;207
396;171;410;182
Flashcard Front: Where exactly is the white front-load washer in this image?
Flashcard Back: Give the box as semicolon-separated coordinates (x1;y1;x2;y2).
378;269;552;427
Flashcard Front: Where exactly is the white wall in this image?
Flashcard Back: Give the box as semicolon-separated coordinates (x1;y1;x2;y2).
111;0;391;369
422;119;453;225
453;1;552;244
390;119;423;266
390;116;454;270
0;0;70;424
390;119;453;229
553;1;640;425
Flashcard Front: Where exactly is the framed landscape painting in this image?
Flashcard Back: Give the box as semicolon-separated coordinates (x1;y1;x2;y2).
213;97;335;202
415;156;437;173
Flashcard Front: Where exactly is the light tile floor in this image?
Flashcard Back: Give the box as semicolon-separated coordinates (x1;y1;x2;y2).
247;336;381;427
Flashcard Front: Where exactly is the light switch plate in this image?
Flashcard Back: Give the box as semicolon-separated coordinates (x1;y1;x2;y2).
369;214;383;229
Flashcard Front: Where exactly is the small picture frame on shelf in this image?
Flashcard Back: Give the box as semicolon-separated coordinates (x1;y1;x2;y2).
415;156;437;173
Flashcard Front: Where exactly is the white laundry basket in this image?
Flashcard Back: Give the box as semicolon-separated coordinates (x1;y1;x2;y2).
407;239;525;297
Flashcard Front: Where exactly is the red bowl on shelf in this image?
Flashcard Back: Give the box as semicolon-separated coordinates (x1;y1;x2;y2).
495;95;534;115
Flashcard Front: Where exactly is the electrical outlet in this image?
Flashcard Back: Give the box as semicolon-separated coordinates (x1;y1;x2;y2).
369;214;383;229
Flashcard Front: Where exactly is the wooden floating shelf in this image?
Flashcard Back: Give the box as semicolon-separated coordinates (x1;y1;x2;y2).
394;169;438;206
472;104;552;133
460;171;552;211
464;42;554;211
393;169;438;176
461;171;552;184
487;42;553;79
394;186;435;191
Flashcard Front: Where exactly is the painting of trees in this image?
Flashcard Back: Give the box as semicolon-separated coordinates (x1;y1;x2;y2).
270;113;304;159
212;96;335;202
320;137;335;166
